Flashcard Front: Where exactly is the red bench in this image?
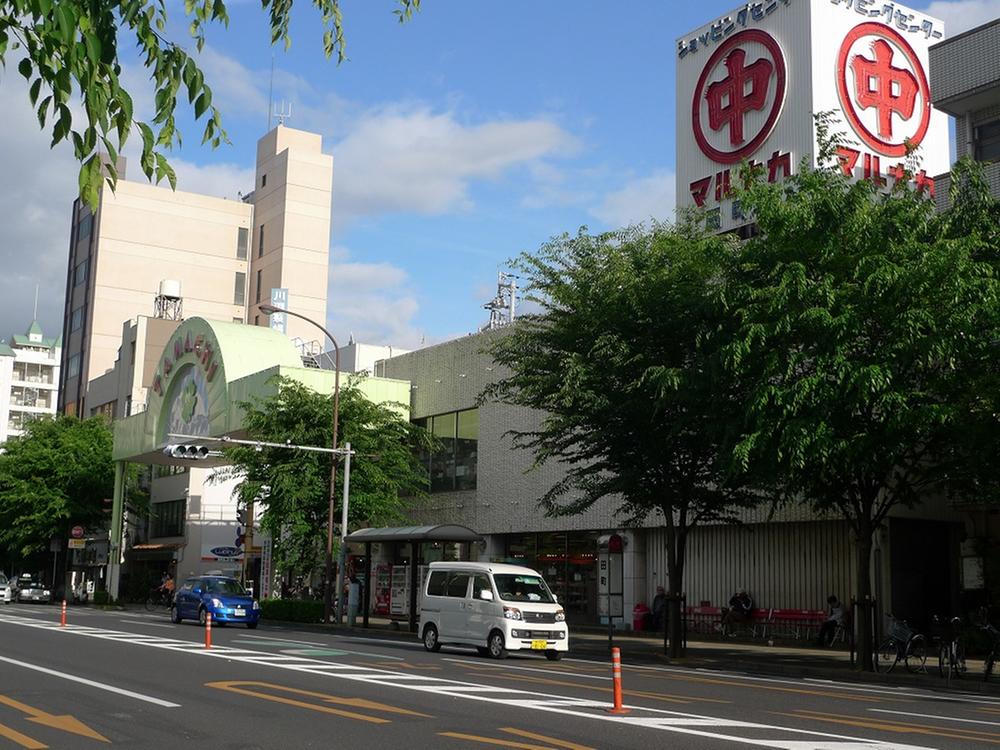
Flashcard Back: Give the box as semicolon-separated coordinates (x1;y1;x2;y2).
685;606;723;634
766;608;826;640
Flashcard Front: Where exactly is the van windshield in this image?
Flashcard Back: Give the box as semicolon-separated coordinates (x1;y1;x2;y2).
494;574;555;603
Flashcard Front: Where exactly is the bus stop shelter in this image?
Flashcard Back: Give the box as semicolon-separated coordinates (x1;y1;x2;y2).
344;524;484;632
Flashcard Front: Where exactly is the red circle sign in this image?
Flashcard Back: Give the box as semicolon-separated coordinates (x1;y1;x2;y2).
692;29;787;165
836;22;931;158
71;525;85;539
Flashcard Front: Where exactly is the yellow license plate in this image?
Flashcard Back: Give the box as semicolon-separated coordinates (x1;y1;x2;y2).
531;640;547;650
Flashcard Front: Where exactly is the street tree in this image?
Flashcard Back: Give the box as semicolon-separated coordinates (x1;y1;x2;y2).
220;376;431;586
0;415;115;557
726;157;1000;670
485;224;761;657
0;0;419;206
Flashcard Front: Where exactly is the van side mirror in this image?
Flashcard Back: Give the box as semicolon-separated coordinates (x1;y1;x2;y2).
479;589;494;601
553;594;558;603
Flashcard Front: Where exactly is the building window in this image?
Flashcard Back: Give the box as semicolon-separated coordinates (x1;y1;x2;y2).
233;316;243;324
69;307;84;333
256;269;262;304
150;499;185;537
237;227;249;259
77;213;93;241
975;119;1000;163
416;409;477;493
66;353;81;379
74;258;89;286
258;224;265;258
91;401;115;420
261;174;267;188
255;315;260;326
234;272;246;306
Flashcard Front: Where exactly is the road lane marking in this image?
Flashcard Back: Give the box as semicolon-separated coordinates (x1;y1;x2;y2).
0;696;108;743
476;671;721;705
500;727;596;750
118;620;174;629
206;681;430;722
439;731;562;750
0;722;46;749
0;655;180;708
0;613;933;749
870;709;1000;727
779;710;1000;744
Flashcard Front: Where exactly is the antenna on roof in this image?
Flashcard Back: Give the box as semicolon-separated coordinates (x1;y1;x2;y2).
274;100;292;127
32;284;38;321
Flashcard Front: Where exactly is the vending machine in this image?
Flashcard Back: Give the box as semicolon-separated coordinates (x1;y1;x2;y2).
388;565;429;620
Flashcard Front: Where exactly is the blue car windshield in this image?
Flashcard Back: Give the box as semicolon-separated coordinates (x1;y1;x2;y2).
203;579;245;595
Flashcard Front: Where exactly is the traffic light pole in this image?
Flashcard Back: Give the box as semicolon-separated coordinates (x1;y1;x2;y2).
108;461;126;601
335;442;351;624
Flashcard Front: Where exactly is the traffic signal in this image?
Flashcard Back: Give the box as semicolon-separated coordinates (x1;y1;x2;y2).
163;444;211;460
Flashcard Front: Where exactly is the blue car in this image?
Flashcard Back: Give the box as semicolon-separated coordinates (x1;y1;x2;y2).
171;575;260;628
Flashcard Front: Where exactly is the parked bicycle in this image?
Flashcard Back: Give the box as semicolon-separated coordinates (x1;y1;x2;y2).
978;608;1000;683
930;615;966;679
144;587;173;612
874;614;927;673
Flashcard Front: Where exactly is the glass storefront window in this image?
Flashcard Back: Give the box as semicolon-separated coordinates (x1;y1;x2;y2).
504;531;599;623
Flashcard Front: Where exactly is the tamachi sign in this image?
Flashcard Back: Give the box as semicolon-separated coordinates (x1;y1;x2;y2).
675;0;949;233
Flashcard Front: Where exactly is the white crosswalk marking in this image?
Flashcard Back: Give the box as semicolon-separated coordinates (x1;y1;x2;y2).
0;611;933;750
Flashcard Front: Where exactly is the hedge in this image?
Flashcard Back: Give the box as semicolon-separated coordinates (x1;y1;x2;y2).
260;598;324;623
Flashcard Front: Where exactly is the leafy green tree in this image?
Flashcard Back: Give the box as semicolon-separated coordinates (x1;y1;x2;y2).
0;415;115;556
486;224;761;657
726;158;1000;670
220;376;431;584
0;0;420;206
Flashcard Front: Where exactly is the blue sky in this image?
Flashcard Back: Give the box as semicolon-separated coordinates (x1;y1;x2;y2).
0;0;998;348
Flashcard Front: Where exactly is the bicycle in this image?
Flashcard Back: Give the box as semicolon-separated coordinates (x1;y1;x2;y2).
874;614;927;673
930;615;966;679
978;608;1000;683
144;587;173;612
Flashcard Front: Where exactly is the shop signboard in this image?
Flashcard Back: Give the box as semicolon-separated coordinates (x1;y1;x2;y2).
269;288;289;335
676;0;948;232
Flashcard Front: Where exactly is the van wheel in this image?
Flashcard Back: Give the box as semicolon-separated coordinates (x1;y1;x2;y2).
545;650;563;661
170;605;181;624
423;624;441;652
487;630;508;659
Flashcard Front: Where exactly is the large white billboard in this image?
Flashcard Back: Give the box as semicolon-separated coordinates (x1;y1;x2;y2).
676;0;949;232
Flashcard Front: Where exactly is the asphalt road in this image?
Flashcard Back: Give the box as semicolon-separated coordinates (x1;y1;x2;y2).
0;604;998;749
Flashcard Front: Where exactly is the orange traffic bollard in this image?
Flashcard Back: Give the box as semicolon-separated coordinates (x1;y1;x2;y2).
60;599;67;627
607;646;630;715
205;610;212;649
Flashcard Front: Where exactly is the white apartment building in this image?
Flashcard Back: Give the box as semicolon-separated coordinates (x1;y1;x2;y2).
0;321;61;443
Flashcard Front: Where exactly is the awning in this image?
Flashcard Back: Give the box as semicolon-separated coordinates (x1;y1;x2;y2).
344;524;484;544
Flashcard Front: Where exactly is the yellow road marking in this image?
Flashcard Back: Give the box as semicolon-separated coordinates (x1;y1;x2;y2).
206;681;431;723
0;695;108;743
777;710;1000;744
439;731;560;750
501;727;596;750
0;723;46;750
477;671;729;705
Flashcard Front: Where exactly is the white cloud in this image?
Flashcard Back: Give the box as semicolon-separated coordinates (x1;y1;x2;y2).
921;0;1000;34
591;171;677;229
0;76;79;340
326;248;424;349
330;106;580;225
169;159;254;200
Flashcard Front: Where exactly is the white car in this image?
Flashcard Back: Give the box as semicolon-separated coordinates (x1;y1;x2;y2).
419;561;569;661
0;574;10;604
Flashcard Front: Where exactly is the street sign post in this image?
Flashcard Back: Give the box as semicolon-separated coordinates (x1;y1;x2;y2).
598;533;625;650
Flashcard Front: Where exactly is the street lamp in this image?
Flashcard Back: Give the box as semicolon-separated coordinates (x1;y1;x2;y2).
258;303;342;625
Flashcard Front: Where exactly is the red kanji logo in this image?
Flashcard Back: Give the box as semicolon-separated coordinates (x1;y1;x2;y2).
850;39;918;140
706;49;774;146
836;23;930;158
692;29;786;164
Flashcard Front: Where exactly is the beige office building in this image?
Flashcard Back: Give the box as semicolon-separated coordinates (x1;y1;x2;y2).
60;125;333;416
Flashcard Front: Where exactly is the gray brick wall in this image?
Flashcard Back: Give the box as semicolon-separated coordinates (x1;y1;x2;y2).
930;20;1000;105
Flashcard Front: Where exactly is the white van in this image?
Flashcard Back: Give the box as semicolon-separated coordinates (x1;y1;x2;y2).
419;561;569;660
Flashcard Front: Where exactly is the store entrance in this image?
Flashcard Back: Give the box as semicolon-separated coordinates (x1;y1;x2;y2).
505;531;599;624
